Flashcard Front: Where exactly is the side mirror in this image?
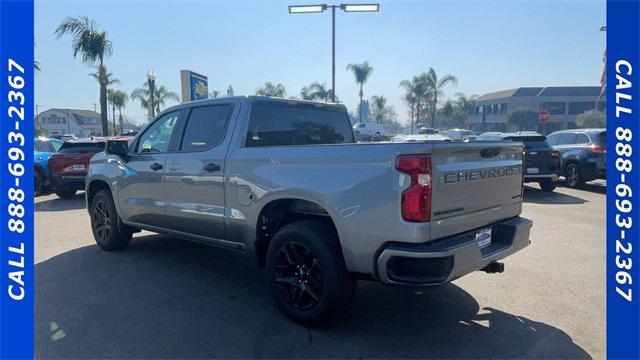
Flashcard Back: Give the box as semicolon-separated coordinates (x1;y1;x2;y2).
105;140;129;159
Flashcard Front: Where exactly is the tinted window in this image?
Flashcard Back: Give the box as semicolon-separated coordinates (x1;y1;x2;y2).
246;102;354;147
504;136;550;149
575;133;590;144
568;102;595;115
594;131;606;145
50;139;63;152
540;102;566;115
35;140;51;152
558;133;577;145
181;105;232;152
137;112;180;153
547;133;560;145
58;142;105;154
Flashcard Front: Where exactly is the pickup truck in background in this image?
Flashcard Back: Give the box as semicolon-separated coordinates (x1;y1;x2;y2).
85;97;532;324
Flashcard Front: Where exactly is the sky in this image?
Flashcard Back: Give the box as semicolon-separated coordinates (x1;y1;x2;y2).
35;0;606;125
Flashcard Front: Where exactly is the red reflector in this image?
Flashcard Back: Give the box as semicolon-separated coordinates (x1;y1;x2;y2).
590;145;606;153
396;155;431;222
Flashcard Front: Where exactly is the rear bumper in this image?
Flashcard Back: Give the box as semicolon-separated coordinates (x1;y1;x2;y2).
375;216;532;286
524;174;558;182
50;174;87;191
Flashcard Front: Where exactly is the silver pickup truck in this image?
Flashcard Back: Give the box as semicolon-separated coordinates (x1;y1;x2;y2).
86;96;532;324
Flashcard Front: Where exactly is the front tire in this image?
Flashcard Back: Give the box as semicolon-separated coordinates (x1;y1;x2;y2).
539;179;557;192
90;190;132;251
266;220;356;326
564;163;583;188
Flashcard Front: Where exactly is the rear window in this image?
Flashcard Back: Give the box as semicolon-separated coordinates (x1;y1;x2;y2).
58;142;105;154
245;102;355;147
504;136;550;150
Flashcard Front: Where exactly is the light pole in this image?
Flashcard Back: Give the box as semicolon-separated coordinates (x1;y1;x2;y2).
288;3;380;103
146;70;157;119
35;104;43;132
410;92;416;135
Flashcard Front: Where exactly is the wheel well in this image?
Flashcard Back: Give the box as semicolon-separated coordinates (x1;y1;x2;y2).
87;180;111;207
255;198;337;267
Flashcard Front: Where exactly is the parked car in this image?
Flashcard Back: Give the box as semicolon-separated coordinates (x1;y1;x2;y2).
546;129;606;188
476;132;561;191
49;136;131;199
446;129;477;142
34;137;64;196
86;97;532;325
353;122;386;139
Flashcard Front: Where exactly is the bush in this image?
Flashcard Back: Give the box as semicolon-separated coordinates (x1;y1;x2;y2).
507;109;538;131
576;110;606;128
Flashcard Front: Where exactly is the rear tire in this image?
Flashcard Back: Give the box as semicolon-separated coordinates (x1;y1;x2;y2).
55;189;76;199
34;169;44;197
90;190;132;251
564;163;583;188
266;220;356;326
539;179;557;192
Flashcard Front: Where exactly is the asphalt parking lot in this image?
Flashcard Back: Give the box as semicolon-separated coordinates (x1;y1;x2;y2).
35;182;605;359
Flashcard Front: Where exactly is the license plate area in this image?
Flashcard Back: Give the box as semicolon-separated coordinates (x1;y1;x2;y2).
72;164;85;171
526;167;539;174
476;228;492;249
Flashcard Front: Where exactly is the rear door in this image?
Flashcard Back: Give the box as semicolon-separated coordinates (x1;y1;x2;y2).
429;141;524;239
117;111;182;227
163;103;236;240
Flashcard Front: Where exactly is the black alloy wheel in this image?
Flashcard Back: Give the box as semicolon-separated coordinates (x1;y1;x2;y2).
274;241;324;310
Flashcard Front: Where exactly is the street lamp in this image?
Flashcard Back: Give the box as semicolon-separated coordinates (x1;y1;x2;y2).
288;3;380;103
410;92;416;135
146;70;157;119
35;104;44;130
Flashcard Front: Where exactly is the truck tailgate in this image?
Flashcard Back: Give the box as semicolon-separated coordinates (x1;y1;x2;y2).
429;141;524;239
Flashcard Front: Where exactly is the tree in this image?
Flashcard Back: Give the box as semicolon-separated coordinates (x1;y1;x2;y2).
210;90;220;98
226;85;234;97
300;82;336;103
346;61;374;121
423;68;457;128
370;95;390;124
107;90;127;134
55;16;113;136
131;82;179;118
255;81;286;97
454;93;477;128
507;108;538;131
576;110;606;128
400;75;431;126
92;68;119;135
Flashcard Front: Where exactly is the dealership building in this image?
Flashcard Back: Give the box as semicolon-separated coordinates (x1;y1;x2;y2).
468;86;604;134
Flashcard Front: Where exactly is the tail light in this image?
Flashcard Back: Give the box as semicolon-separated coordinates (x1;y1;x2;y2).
590;145;606;153
550;150;560;157
395;155;432;222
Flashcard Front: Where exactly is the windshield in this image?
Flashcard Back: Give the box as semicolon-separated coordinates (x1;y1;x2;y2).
58;142;106;154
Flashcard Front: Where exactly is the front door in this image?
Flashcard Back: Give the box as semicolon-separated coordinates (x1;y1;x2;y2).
117;111;181;228
163;103;235;240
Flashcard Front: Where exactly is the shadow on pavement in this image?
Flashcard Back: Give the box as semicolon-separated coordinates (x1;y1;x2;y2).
36;235;589;359
523;186;588;205
35;193;85;212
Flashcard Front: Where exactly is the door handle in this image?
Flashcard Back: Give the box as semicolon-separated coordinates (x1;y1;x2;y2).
150;162;163;171
203;163;221;172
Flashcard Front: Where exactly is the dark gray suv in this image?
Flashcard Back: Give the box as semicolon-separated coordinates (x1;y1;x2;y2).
546;129;606;187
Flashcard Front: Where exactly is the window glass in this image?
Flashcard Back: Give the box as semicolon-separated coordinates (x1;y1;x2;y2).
181;105;232;151
246;102;355;147
58;142;106;154
137;112;180;153
558;133;577;145
547;134;559;145
568;102;595;115
540;102;566;115
34;140;50;152
575;133;590;144
50;139;63;152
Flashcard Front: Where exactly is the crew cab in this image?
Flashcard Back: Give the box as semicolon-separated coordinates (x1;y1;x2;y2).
85;97;532;324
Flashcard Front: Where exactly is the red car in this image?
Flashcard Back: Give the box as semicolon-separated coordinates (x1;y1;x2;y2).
48;136;131;198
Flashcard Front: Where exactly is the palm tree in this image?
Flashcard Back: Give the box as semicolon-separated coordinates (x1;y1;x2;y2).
423;68;457;128
55;16;113;136
454;93;477;128
255;82;286;97
370;95;387;124
226;85;234;97
34;61;40;73
107;90;128;134
300;82;336;103
131;82;179;118
399;75;431;125
346;61;374;121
